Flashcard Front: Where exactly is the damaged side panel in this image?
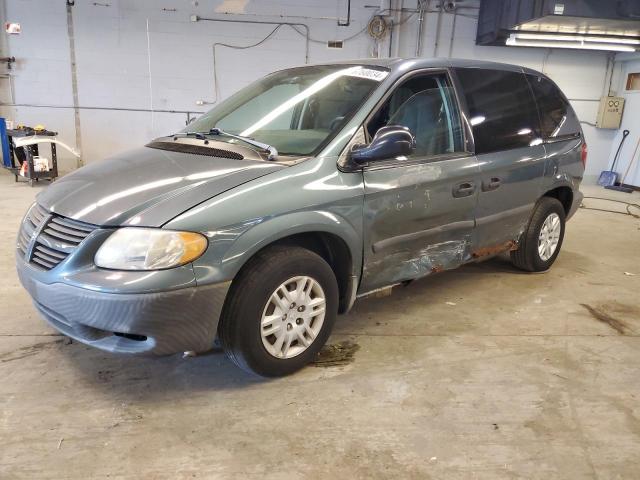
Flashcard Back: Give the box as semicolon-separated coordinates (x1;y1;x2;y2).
360;154;481;292
363;237;472;289
471;239;518;259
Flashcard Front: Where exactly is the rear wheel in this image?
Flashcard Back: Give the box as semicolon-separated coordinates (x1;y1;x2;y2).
511;197;566;272
219;245;338;377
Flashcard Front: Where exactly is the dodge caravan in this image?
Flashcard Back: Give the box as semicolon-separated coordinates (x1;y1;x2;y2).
16;59;585;376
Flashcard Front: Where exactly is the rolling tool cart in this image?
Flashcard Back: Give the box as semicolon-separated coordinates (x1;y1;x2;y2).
1;120;60;186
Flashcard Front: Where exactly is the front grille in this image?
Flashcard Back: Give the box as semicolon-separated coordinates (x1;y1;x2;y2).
32;243;69;270
17;203;47;256
18;204;97;271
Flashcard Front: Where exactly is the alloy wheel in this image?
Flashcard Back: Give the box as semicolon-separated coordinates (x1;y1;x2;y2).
260;276;326;359
538;212;561;261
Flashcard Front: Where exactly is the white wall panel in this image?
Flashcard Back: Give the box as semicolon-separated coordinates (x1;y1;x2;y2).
0;0;621;178
604;58;640;187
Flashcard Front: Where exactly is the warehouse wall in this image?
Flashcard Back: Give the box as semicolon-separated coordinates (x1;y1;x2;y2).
0;0;617;179
603;56;640;187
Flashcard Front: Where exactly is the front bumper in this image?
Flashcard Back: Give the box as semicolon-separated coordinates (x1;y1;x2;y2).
17;258;230;355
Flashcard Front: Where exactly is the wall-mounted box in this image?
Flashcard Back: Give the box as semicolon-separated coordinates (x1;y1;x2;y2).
596;96;625;129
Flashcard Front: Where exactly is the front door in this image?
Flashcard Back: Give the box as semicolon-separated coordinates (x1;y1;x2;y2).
360;71;480;292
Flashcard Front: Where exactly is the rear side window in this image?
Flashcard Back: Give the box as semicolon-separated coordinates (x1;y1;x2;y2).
526;75;580;139
455;68;541;154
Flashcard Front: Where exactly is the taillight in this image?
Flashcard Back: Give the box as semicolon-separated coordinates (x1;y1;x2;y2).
581;142;588;168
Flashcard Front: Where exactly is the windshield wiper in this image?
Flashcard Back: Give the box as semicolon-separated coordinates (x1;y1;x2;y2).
171;129;278;160
208;128;278;161
172;131;207;140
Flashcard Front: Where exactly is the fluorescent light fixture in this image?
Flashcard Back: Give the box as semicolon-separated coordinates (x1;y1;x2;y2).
513;32;640;45
506;35;636;52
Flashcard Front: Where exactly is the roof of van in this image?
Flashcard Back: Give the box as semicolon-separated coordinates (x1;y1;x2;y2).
308;57;543;77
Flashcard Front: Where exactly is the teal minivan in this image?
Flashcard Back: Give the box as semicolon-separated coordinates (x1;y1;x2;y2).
17;58;584;376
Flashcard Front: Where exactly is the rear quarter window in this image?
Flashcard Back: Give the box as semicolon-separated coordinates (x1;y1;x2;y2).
526;75;580;139
455;68;542;154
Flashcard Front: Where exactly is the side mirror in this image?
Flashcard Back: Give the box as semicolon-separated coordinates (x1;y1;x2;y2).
350;125;416;164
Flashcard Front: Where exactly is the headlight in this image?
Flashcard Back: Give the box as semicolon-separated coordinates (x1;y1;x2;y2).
95;228;208;270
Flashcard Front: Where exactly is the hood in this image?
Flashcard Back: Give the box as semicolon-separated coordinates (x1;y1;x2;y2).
37;145;285;227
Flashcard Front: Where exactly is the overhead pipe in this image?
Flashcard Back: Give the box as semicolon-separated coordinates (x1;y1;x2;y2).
66;2;83;167
415;0;429;57
193;16;310;64
447;8;457;57
206;10;341;21
394;0;402;57
0;103;204;124
433;0;444;56
388;19;394;57
338;0;352;26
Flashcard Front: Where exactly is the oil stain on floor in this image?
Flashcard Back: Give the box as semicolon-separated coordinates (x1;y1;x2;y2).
0;339;64;363
580;303;634;335
312;340;360;367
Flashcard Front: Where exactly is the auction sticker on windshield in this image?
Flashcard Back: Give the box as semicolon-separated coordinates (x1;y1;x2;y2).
346;67;389;82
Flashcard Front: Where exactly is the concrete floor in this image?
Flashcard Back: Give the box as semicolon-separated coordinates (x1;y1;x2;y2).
1;171;639;479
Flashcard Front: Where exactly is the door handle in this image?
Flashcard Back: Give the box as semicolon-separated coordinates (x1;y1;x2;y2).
482;177;501;191
452;181;476;198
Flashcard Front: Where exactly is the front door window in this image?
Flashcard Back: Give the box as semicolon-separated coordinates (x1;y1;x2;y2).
367;73;465;159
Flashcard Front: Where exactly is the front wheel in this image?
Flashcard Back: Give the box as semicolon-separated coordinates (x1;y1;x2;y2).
511;197;566;272
219;245;338;377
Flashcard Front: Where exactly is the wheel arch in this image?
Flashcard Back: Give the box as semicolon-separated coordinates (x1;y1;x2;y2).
219;211;362;314
542;185;573;216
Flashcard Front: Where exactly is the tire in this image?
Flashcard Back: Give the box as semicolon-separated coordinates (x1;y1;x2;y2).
219;245;338;377
511;197;566;272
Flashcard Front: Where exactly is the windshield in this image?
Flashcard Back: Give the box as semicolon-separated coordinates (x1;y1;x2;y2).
185;65;389;156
